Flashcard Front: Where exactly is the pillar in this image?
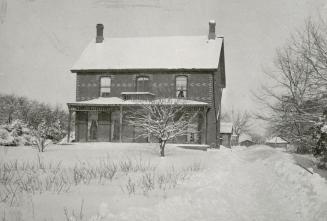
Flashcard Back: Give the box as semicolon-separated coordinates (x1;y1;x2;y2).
67;110;73;143
119;105;123;142
202;107;208;145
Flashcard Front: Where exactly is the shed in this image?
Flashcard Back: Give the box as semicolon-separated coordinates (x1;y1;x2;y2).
220;122;233;148
266;137;288;148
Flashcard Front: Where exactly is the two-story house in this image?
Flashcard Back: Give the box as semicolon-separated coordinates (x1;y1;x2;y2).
67;21;226;147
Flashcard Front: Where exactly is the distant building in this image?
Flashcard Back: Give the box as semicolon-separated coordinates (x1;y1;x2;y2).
220;122;233;148
266;137;288;148
239;139;255;147
231;134;239;146
239;134;255;147
67;21;226;147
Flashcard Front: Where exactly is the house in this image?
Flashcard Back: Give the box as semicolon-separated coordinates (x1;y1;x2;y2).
239;135;255;147
266;137;288;148
220;122;233;148
67;21;226;147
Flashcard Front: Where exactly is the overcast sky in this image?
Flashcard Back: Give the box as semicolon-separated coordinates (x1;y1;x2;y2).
0;0;326;114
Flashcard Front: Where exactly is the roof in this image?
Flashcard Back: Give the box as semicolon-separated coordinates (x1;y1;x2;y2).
121;92;155;95
71;36;223;71
266;137;288;144
220;122;233;134
239;134;253;143
67;97;209;107
240;139;255;143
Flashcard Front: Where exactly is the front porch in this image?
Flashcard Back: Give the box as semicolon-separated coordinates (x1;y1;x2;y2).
67;97;209;145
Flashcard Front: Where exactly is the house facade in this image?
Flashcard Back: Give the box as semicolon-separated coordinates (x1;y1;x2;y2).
67;21;226;147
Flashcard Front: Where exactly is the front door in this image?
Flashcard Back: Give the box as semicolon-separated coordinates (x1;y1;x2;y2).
98;111;111;142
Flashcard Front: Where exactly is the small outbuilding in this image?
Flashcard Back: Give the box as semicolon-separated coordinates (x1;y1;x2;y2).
266;137;288;148
239;134;255;147
220;122;233;148
240;139;255;147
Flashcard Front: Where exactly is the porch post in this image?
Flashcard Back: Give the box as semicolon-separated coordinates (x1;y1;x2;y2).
67;110;73;143
203;107;207;145
119;105;123;142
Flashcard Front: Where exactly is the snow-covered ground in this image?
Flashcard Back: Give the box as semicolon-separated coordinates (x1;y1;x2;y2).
0;144;327;221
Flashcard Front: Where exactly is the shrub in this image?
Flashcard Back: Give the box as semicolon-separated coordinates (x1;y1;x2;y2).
0;120;32;146
313;120;327;169
0;128;18;146
31;119;65;152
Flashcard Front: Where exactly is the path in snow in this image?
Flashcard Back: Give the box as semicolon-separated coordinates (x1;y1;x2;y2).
101;145;327;221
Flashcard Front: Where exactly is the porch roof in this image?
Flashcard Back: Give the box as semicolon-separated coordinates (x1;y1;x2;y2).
67;97;209;108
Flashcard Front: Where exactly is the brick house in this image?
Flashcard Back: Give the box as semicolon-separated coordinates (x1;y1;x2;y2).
67;21;226;147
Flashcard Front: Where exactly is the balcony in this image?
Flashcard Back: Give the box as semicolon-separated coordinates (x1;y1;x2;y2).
121;92;155;101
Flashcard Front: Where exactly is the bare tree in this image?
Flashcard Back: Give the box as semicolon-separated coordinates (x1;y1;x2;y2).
231;109;251;143
126;98;199;157
220;111;231;122
254;18;327;153
0;94;19;123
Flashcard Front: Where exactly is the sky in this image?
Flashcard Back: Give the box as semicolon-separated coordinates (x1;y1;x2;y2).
0;0;326;114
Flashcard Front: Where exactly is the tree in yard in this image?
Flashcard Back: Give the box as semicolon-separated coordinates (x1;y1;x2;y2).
254;18;327;153
312;111;327;168
0;94;19;124
231;109;251;142
126;99;199;157
31;119;65;152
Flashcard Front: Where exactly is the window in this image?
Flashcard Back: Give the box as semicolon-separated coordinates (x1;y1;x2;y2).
100;77;111;97
136;76;150;92
176;76;187;98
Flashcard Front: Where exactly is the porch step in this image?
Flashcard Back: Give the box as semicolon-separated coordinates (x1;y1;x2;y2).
176;144;209;151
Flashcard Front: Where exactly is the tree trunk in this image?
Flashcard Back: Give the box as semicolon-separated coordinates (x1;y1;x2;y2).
8;113;12;124
160;141;166;157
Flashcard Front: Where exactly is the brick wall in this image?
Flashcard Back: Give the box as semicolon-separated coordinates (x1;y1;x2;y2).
76;71;214;106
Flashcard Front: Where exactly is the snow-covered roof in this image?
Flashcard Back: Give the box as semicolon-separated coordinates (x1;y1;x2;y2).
239;134;253;143
266;137;288;144
121;92;155;95
71;36;223;71
67;97;209;106
220;122;233;134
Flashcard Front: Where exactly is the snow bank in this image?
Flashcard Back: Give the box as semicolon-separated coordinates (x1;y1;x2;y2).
87;145;327;221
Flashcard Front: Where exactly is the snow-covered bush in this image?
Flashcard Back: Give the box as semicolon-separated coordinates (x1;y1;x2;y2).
0;126;19;146
31;119;65;152
0;120;32;146
313;119;327;169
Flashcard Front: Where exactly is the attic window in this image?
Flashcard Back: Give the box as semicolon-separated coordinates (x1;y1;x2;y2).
100;77;111;97
176;76;187;98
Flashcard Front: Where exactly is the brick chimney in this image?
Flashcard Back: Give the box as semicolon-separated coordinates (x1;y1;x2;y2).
96;24;104;43
208;20;216;40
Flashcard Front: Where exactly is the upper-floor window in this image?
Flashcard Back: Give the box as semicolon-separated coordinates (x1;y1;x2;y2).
136;76;150;92
100;77;111;97
176;76;187;98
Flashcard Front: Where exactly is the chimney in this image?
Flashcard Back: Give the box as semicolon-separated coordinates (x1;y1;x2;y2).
96;24;104;43
208;20;216;40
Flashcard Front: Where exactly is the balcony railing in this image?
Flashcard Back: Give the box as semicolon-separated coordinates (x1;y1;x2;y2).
121;92;155;100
